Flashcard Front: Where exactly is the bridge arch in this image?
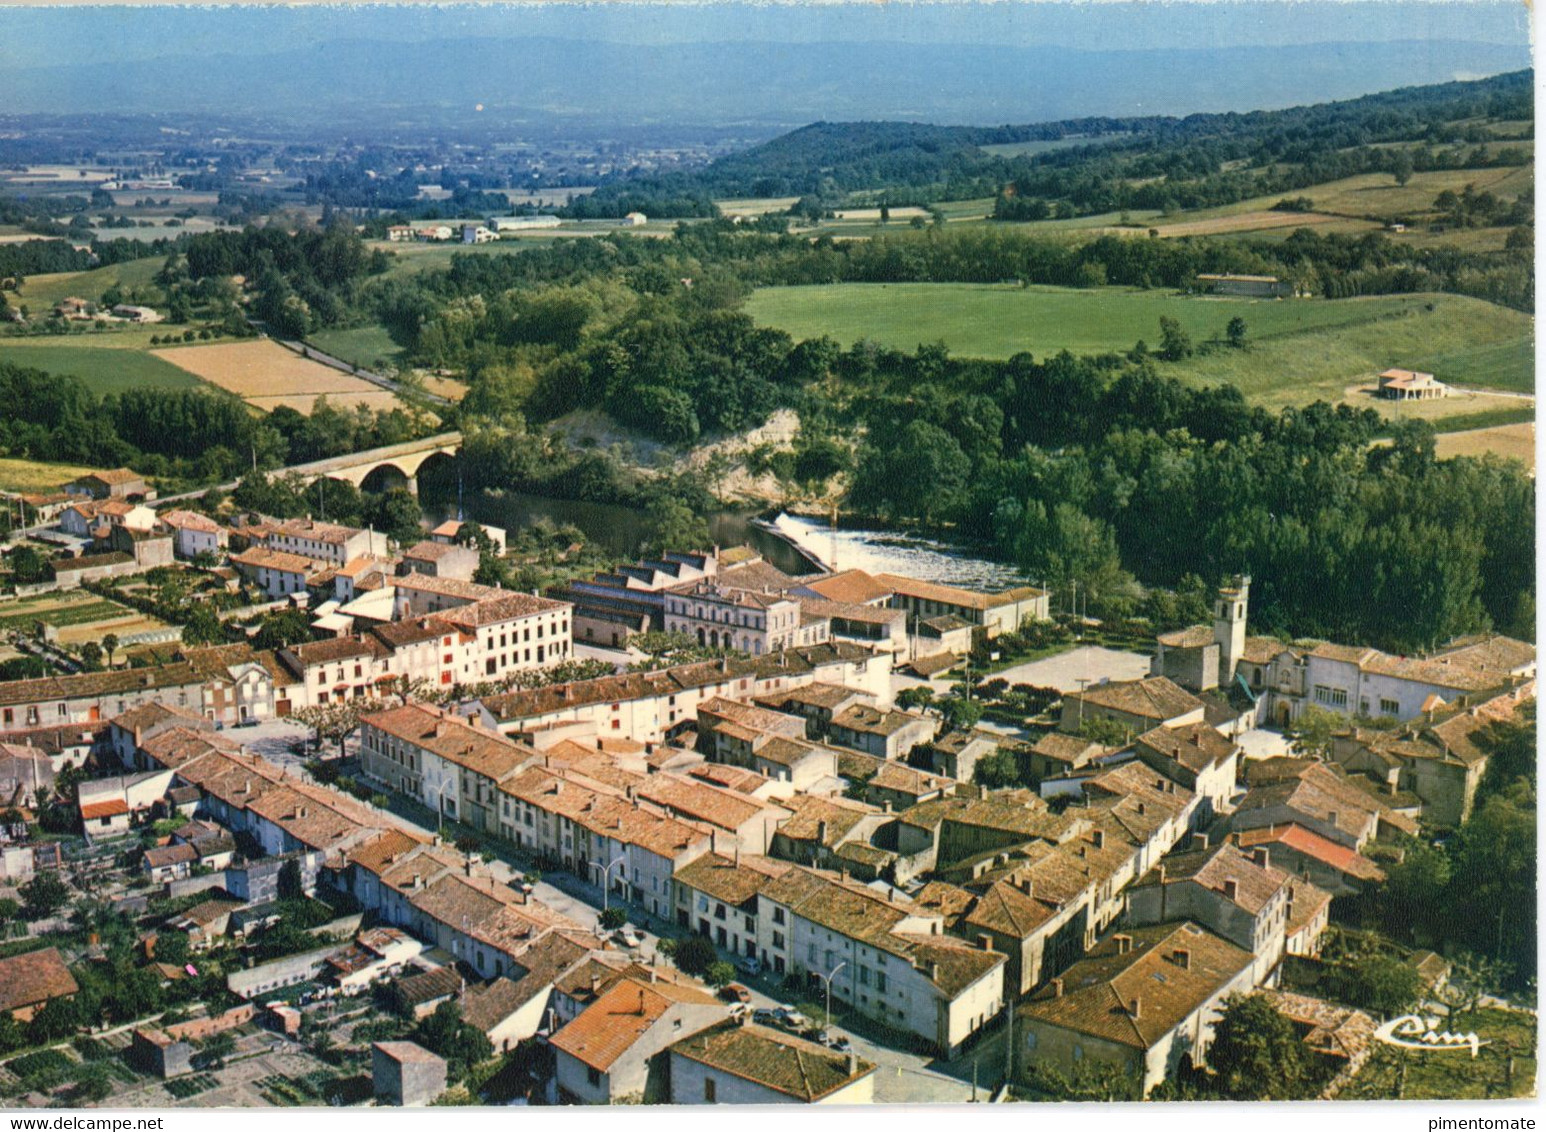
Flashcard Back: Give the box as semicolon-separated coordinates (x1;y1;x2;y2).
359;462;415;495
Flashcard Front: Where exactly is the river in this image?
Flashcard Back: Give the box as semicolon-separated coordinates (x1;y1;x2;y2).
420;490;1032;591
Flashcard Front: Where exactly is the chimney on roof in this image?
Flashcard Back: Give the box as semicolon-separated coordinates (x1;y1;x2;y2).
1192;832;1209;852
847;1050;859;1076
1326;810;1338;827
590;974;601;996
1017;876;1034;899
816;819;828;845
978;933;994;951
638;987;647;1014
929;962;940;983
1128;997;1141;1019
649;968;658;985
1173;949;1191;969
1091;829;1104;850
1114;934;1132;955
1156;864;1166;885
1223;879;1239;901
1051;977;1064;998
1251;847;1269;869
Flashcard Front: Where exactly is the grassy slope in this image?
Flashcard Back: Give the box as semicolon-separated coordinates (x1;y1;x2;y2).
15;257;167;311
0;342;204;396
745;284;1533;408
307;325;405;371
0;456;111;493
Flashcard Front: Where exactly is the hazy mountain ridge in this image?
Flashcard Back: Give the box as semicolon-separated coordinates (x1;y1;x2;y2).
8;36;1531;128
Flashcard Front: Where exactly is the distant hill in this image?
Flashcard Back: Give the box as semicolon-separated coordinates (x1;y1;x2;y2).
579;69;1533;206
4;36;1530;128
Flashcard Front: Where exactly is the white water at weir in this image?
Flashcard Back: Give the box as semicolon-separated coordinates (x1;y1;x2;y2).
768;512;1034;591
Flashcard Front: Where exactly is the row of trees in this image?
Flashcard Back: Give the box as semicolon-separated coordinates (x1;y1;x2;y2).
0;362;440;489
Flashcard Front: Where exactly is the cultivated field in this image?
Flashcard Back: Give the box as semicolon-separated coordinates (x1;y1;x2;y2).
150;338;403;415
0;591;168;643
0;457;110;494
0;342;204;397
1146;209;1370;239
1434;422;1536;469
716;197;800;218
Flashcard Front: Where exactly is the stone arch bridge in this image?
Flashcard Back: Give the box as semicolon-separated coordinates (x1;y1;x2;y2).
288;432;462;495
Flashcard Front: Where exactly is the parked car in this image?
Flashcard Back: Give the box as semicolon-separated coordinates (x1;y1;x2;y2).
719;983;752;1005
614;927;642;949
825;1034;852;1053
736;956;762;977
753;1007;780;1026
776;1007;808;1029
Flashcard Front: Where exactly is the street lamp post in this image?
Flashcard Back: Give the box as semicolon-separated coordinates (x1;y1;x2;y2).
815;961;846;1037
601;854;627;914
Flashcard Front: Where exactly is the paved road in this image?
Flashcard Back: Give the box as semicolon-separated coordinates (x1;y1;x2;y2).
276;335;453;408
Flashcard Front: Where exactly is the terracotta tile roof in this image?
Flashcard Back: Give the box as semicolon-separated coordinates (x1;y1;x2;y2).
874;574;1045;611
671;1020;876;1100
158;509;222;533
144;843;198;869
1235;762;1418;838
82;467;144;487
910;880;977;925
374;1039;445;1065
395;966;465;1007
550;976;719;1071
686;763;770;794
245;783;380;852
1235;824;1386;881
675;852;792;907
140;726;243;770
776;794;878;845
0;947;79;1013
754;682;869;713
831;702;928;738
1156;626;1215;649
363;703;529;781
799;570;894;606
837;749;950;798
1135;722;1238;773
403;540;464;562
110;699;205;735
1430;633;1536;676
1132;842;1288;915
433;591;569;629
963;878;1057;939
287;636;388;666
1285;876;1333;938
230;547;323;575
635;774;768;833
1259;990;1376;1062
270;518;367;546
478;642;874;724
1018;921;1252;1049
0;663;201;709
80;798;129;819
1241;636;1296;665
1031;732;1106;766
1064;676;1203;722
891;933;1006;996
